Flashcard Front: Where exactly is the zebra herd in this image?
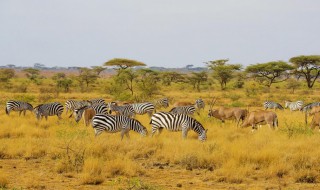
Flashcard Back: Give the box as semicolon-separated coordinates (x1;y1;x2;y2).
5;98;208;141
5;98;320;140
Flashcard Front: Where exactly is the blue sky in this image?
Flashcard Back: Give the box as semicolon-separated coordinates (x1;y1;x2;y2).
0;0;319;68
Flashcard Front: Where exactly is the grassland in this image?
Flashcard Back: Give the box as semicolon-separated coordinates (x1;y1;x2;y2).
1;79;320;189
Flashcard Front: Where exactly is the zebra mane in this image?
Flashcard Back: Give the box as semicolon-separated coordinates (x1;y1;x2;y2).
34;104;43;109
77;105;89;111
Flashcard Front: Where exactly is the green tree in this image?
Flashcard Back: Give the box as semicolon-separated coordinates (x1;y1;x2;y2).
289;55;320;88
160;71;185;85
285;78;301;94
91;66;106;76
52;73;73;92
245;61;294;87
77;68;99;88
23;68;41;84
136;69;160;97
0;69;15;82
188;71;208;92
104;58;146;70
115;69;137;95
206;59;242;90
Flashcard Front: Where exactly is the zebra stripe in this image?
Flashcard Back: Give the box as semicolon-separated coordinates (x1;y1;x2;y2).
301;102;320;112
33;102;64;121
65;100;90;115
154;98;169;108
6;100;33;116
263;101;284;110
169;105;196;115
88;98;105;106
195;98;205;110
131;102;155;117
108;102;135;118
92;114;148;139
71;103;108;122
284;100;304;111
150;112;207;141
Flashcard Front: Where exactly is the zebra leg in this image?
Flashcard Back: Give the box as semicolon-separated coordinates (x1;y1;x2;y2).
151;127;158;137
19;111;22;116
45;116;48;121
23;110;26;116
182;129;188;139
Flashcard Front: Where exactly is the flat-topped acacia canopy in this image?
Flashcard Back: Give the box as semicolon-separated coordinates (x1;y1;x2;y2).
104;58;146;70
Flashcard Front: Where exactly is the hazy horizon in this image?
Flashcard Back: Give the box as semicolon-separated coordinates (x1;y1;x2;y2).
1;0;319;68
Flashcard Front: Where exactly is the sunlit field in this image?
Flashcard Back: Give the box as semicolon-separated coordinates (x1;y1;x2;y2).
1;82;320;189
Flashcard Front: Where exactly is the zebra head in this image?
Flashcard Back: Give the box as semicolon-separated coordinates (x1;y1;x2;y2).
71;106;88;122
134;119;148;137
33;105;42;120
198;128;208;142
284;101;290;108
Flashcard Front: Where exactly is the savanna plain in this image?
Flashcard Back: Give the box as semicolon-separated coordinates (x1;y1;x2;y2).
0;74;320;190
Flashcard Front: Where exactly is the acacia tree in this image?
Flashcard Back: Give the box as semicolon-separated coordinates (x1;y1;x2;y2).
115;69;137;95
91;66;106;76
0;69;15;82
52;73;73;92
77;68;99;88
104;58;146;70
188;71;208;92
206;59;242;90
289;55;320;88
23;68;41;84
245;61;294;87
160;71;185;85
136;69;160;97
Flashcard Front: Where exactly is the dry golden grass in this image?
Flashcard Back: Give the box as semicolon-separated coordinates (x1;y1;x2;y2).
1;87;320;189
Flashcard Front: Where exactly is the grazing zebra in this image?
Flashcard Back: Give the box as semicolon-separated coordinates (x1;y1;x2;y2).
131;102;155;117
5;100;33;116
92;114;148;139
150;112;207;141
33;102;64;121
154;98;169;112
195;98;205;110
284;100;304;111
300;102;320;112
65;100;90;115
108;102;135;118
263;101;284;111
169;105;196;115
88;98;105;105
70;103;108;121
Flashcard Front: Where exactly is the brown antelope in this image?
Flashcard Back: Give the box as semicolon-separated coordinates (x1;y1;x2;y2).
208;98;248;127
310;112;320;130
241;110;278;130
309;106;320;116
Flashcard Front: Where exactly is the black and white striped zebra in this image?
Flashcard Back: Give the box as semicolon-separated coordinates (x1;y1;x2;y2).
107;102;135;118
70;103;109;121
131;102;155;117
263;101;284;110
301;102;320;112
33;102;64;121
88;98;105;106
92;114;148;139
195;98;205;110
5;100;33;116
65;100;90;115
169;105;196;115
150;112;207;141
154;97;169;112
284;100;304;111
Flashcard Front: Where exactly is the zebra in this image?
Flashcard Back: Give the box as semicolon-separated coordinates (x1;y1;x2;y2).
284;100;304;111
169;105;196;115
107;102;135;118
65;100;90;115
70;103;109;121
92;114;148;139
131;102;155;117
88;98;105;106
300;102;320;113
263;101;284;111
195;98;205;110
33;102;64;121
5;100;33;116
150;112;207;141
154;97;169;112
